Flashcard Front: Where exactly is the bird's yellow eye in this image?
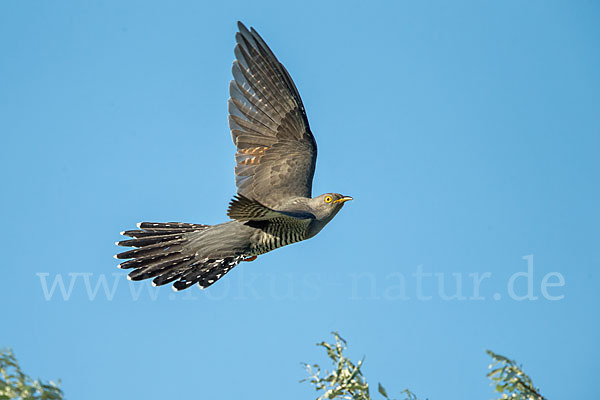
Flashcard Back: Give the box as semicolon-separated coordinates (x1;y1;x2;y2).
324;196;333;203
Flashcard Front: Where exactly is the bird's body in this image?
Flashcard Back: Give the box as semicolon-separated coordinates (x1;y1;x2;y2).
116;22;351;291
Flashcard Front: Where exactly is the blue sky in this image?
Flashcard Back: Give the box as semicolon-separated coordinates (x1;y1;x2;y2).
1;1;598;398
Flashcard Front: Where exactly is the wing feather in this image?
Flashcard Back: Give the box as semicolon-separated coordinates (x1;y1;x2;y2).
229;22;317;208
227;194;314;221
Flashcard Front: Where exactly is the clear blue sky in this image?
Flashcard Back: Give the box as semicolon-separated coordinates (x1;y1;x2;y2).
1;1;598;399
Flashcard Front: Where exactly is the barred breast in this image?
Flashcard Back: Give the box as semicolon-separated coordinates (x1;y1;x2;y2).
249;217;312;255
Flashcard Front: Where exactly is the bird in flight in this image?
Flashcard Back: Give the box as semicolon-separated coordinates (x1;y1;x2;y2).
115;22;352;291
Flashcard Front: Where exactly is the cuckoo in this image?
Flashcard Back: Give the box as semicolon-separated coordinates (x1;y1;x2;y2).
115;22;352;291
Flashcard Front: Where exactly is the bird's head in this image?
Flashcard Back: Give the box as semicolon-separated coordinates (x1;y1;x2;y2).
310;193;353;220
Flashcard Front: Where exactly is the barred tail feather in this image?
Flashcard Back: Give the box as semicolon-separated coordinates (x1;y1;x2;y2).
172;256;243;291
115;222;243;291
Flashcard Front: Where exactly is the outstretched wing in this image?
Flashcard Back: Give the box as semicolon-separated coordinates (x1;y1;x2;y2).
229;22;317;208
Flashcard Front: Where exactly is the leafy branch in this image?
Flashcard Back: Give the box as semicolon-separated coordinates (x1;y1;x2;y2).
487;350;546;400
0;348;63;400
301;332;418;400
302;333;547;400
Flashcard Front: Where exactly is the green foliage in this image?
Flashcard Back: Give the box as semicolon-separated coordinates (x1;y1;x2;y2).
1;338;547;400
302;333;548;400
302;332;418;400
487;350;545;400
0;349;63;400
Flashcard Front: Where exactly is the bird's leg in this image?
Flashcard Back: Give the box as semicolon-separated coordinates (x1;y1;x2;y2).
242;255;258;262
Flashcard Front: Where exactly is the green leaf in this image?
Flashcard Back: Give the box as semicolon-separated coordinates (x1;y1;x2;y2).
378;383;389;398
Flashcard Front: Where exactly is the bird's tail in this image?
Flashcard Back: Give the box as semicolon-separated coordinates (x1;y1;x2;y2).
115;222;244;291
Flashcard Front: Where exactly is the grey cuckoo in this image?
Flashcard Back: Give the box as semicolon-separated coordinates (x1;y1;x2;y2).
115;22;352;291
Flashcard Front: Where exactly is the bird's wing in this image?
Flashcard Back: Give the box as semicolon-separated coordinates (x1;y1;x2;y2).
229;22;317;208
227;194;314;221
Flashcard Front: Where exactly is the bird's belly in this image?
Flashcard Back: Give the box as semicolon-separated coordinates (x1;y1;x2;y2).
249;220;309;255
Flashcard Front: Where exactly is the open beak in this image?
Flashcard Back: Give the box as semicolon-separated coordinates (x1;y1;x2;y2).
333;196;353;204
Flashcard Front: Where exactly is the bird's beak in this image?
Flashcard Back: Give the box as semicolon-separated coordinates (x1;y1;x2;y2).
334;196;353;204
